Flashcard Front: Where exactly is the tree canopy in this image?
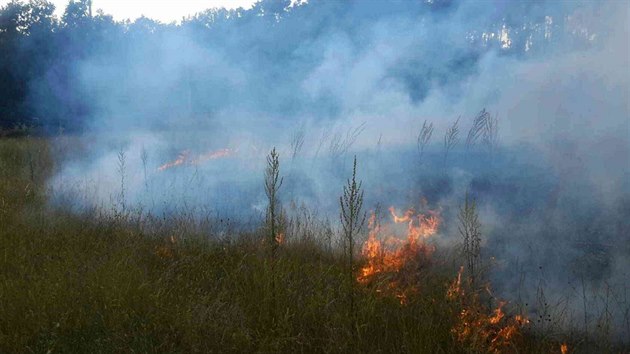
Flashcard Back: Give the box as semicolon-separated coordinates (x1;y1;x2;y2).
0;0;596;133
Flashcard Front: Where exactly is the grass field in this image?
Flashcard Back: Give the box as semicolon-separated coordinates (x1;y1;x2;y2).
0;136;622;353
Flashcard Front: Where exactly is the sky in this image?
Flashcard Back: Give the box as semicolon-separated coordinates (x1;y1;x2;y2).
1;0;259;23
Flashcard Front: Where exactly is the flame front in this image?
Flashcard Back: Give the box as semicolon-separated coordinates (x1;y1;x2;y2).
157;150;191;171
357;203;441;302
158;148;234;171
448;267;530;353
275;232;285;245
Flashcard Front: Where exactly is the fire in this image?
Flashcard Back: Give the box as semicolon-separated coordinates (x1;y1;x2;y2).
155;235;178;259
157;148;234;171
560;343;568;354
489;301;506;324
355;199;529;351
157;150;190;171
196;148;233;164
451;300;528;353
447;266;464;300
448;268;530;353
357;202;441;302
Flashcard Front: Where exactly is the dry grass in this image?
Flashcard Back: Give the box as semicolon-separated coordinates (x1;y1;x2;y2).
443;116;460;164
0;136;622;353
417;120;434;162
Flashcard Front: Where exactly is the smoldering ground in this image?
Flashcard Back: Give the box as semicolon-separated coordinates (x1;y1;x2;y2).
38;0;629;341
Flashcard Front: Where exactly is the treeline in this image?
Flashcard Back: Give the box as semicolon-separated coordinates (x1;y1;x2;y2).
0;0;581;133
0;0;272;132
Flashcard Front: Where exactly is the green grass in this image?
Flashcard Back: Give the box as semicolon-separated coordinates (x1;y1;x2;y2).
0;136;605;353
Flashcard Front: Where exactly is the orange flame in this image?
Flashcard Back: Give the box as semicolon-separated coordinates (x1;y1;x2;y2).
489;301;506;324
447;266;464;300
155;235;178;259
357;203;441;303
448;271;530;353
157;148;234;171
196;148;233;164
560;343;568;354
157;150;191;171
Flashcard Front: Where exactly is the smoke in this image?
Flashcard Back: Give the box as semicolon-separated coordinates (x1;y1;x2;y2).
40;0;629;340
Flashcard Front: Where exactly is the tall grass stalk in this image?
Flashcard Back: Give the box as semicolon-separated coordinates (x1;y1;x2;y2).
465;108;499;157
328;123;366;161
116;148;127;214
483;112;499;157
290;126;305;162
265;147;283;324
458;192;481;289
417;119;434;162
141;145;149;191
444;116;460;164
466;109;489;149
339;156;366;315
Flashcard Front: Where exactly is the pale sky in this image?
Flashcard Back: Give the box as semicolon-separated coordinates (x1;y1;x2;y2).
1;0;259;23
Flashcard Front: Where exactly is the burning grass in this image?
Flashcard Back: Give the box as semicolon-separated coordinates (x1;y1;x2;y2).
357;205;440;303
157;147;234;171
0;136;625;353
354;202;532;353
446;267;531;353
